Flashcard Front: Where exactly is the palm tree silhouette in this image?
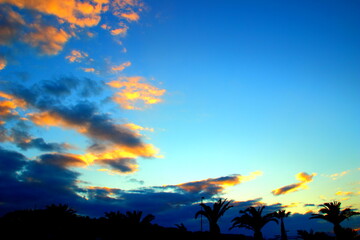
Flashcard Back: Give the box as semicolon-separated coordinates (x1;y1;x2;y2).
124;210;155;226
273;209;291;240
230;205;278;240
310;201;360;239
194;198;233;234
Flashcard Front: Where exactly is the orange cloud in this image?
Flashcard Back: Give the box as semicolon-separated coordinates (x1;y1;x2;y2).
107;76;166;110
111;61;131;72
82;67;96;73
66;50;88;63
121;12;140;21
111;27;128;36
272;172;316;196
23;24;70;55
175;171;263;194
0;0;108;27
0;58;6;70
0;91;27;118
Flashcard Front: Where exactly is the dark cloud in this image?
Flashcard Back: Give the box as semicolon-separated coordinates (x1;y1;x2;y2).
37;153;85;168
4;77;143;148
0;6;24;45
10;125;71;152
0;147;83;214
97;158;138;173
304;203;316;207
5;121;71;152
0;146;27;179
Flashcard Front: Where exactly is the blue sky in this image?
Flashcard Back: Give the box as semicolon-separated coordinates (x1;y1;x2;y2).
0;0;359;237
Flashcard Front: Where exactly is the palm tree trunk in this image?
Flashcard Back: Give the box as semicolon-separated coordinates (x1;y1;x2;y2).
333;223;343;240
209;222;220;234
280;218;288;240
254;229;264;240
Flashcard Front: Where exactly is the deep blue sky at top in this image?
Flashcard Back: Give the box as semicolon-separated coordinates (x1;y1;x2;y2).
124;0;360;181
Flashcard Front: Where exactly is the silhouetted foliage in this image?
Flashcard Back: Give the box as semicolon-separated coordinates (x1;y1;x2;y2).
230;205;278;240
195;198;233;234
0;200;359;240
310;201;360;240
273;209;291;240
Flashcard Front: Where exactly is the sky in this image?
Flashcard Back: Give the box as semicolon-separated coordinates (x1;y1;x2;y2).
0;0;360;237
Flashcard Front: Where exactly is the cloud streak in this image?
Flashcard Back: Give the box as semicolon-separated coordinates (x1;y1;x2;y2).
272;172;316;196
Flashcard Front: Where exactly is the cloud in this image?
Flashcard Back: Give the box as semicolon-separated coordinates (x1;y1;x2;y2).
166;171;263;197
0;91;27;120
121;12;140;21
1;77;160;173
324;170;350;180
0;0;107;28
107;76;166;110
0;57;6;70
23;24;70;55
111;26;128;36
272;172;316;196
0;6;25;45
0;0;145;57
111;61;131;72
66;50;89;63
82;67;96;73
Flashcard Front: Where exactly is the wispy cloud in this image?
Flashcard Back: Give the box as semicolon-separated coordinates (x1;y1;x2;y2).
66;50;89;63
272;172;316;196
107;76;166;110
111;61;131;72
323;170;350;180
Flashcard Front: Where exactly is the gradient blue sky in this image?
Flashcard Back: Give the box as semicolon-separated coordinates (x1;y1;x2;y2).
0;0;359;237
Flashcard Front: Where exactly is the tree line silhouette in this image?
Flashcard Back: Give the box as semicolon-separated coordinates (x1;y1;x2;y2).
0;200;359;240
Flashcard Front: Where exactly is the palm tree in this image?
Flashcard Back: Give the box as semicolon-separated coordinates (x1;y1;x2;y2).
273;209;291;240
124;210;155;226
104;211;125;223
195;198;233;234
310;201;360;239
230;205;278;240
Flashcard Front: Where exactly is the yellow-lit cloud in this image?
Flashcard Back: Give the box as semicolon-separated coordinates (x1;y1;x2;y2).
335;191;354;196
107;76;166;110
324;170;350;180
272;172;316;196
